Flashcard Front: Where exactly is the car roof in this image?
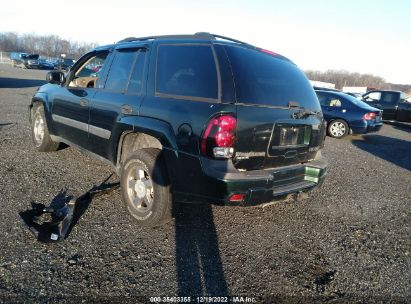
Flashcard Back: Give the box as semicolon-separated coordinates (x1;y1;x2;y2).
365;89;403;94
93;32;293;63
315;90;358;99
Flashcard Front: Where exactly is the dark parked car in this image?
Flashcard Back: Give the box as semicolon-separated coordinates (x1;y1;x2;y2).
362;90;411;122
10;53;39;68
10;52;28;67
55;58;76;71
316;90;383;138
38;59;55;70
29;33;327;226
22;54;40;69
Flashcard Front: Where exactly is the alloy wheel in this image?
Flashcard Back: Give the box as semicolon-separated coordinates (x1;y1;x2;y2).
126;164;154;212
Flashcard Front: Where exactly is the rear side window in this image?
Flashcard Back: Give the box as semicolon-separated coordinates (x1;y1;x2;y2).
316;92;342;107
156;44;219;100
224;45;320;110
105;50;138;92
316;92;328;106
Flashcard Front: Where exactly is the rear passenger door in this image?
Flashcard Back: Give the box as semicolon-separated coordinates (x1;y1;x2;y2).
317;92;343;121
88;46;148;161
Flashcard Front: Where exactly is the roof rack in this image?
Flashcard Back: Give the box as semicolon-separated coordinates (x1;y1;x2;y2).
117;32;255;48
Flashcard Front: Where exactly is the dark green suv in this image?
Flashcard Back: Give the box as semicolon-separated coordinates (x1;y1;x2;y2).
29;33;327;226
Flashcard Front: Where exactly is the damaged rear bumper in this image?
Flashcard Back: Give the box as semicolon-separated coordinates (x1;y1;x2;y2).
173;155;327;206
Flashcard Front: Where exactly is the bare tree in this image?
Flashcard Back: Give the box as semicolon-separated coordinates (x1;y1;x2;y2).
0;32;98;59
305;69;390;90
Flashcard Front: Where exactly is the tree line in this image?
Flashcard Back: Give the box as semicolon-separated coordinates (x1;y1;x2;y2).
0;32;409;92
305;69;410;92
0;32;98;59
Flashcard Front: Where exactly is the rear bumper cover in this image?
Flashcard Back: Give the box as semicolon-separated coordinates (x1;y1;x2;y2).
173;154;327;206
351;119;383;134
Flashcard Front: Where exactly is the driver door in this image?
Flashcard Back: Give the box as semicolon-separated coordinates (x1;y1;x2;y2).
51;52;108;148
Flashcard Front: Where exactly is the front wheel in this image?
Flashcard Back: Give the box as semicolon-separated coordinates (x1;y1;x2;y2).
327;119;349;138
120;148;172;227
31;104;60;152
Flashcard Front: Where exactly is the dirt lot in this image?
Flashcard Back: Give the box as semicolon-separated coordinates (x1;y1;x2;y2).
0;63;410;303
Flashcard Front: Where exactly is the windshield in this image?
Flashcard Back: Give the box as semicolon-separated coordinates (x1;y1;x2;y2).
224;45;320;110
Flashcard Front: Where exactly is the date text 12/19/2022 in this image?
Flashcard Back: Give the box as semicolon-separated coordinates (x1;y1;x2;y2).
149;296;257;303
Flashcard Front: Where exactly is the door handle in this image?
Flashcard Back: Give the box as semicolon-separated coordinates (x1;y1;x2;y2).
80;98;89;107
121;105;133;115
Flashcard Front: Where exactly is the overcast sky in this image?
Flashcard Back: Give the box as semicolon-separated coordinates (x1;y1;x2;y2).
1;0;410;84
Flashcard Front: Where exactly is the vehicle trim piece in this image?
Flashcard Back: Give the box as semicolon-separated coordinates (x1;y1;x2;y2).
52;114;111;139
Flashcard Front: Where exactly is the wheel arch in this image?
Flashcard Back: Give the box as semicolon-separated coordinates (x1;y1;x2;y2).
327;117;350;126
114;116;179;173
29;95;50;124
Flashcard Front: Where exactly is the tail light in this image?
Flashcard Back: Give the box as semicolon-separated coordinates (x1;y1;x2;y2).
363;112;376;120
229;193;245;203
201;114;236;158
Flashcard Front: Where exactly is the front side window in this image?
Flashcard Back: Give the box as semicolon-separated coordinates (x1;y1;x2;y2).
363;92;381;102
69;53;108;88
156;44;218;100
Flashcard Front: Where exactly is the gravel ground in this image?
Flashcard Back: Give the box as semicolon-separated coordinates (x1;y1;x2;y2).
0;63;410;303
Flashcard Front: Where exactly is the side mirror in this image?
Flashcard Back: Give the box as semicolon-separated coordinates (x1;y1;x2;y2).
46;71;65;85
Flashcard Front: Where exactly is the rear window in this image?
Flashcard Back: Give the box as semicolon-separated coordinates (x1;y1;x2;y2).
224;45;320;110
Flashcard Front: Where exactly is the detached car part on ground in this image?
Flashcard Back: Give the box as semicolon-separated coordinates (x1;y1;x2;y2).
316;90;383;138
28;33;327;227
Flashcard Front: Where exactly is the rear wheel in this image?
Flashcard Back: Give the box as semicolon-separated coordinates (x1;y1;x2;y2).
327;119;348;138
31;104;60;152
120;148;172;227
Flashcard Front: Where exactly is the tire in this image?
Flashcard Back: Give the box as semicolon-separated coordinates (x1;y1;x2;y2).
327;119;349;138
120;148;172;227
31;104;60;152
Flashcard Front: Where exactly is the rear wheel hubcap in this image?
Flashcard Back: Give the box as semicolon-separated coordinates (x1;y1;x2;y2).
330;122;346;137
127;166;154;212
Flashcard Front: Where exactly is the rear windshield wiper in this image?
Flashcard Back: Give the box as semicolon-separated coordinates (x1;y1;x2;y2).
293;109;319;119
288;101;319;119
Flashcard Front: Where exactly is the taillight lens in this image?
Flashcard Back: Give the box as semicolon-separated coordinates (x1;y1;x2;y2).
229;194;245;202
363;112;376;120
201;115;237;158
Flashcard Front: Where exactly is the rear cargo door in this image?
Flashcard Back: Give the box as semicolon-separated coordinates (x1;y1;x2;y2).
222;45;325;170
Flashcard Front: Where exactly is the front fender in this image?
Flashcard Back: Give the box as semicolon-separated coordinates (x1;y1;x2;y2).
29;91;50;123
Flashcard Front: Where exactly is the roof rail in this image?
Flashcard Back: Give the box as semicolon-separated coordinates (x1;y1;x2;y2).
207;33;254;47
117;32;255;48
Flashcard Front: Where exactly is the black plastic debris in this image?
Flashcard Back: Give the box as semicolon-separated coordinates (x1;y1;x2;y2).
19;174;119;243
